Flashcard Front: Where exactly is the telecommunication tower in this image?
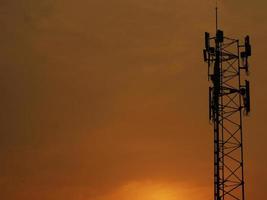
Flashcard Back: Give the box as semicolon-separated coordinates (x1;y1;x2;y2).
203;4;251;200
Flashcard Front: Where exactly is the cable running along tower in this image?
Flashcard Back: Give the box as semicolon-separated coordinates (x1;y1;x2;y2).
203;4;251;200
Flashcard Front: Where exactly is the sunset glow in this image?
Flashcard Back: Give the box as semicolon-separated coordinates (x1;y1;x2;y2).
112;182;179;200
96;181;210;200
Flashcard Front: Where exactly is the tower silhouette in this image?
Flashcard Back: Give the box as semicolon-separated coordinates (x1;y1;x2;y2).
203;5;251;200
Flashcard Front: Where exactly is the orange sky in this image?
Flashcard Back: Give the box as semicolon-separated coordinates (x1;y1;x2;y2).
0;0;266;199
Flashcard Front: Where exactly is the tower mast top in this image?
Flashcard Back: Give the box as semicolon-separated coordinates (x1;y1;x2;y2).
216;5;218;31
215;0;219;32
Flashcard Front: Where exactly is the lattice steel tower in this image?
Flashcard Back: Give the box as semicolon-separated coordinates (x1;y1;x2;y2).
203;6;251;200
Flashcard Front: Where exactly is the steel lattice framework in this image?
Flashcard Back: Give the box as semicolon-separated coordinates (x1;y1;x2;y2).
203;16;251;200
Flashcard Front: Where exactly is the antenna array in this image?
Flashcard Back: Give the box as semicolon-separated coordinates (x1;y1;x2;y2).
203;5;251;200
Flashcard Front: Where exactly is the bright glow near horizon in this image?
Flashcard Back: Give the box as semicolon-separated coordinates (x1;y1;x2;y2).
96;181;209;200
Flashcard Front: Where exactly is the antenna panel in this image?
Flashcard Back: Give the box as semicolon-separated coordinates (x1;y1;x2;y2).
216;30;224;43
245;35;251;56
245;80;251;113
205;32;210;49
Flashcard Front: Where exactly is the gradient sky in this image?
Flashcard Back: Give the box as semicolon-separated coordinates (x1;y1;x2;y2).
0;0;266;199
